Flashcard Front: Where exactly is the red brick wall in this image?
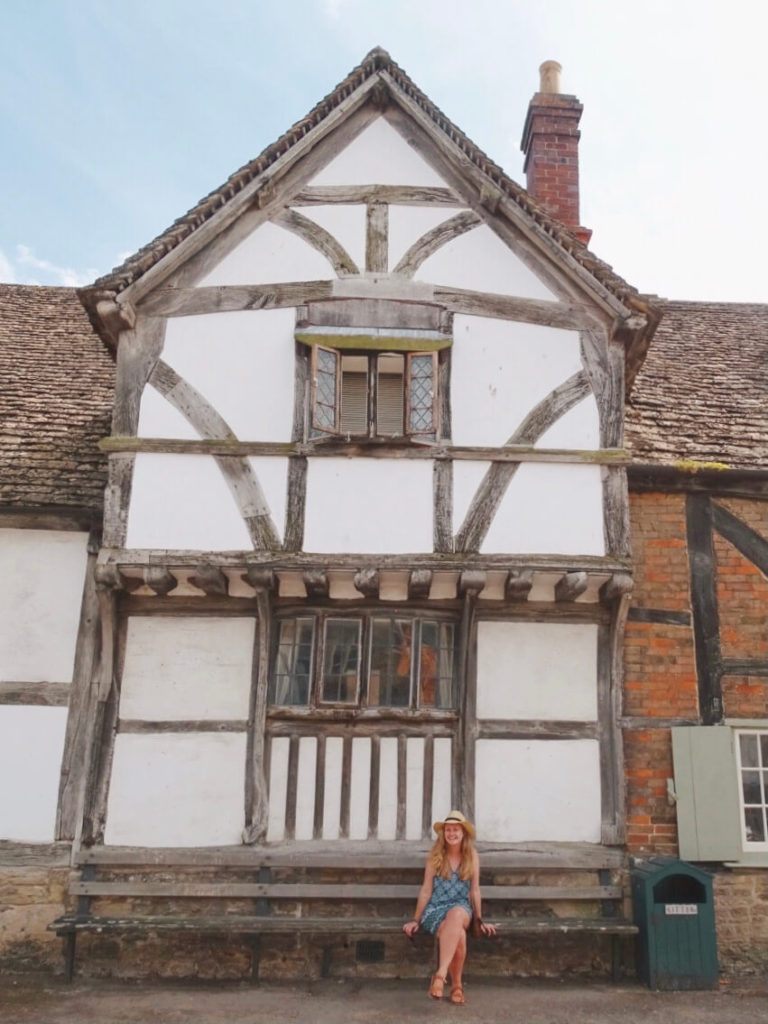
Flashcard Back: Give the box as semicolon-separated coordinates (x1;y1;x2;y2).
624;493;697;857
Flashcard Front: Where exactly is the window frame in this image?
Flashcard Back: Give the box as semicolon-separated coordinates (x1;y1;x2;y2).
309;344;439;441
268;609;459;715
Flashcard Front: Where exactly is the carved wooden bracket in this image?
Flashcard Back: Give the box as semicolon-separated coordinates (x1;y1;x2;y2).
93;563;142;592
458;570;486;596
190;564;229;596
505;569;534;602
555;571;589;602
144;567;178;596
353;568;380;599
599;573;633;603
407;569;433;600
303;570;329;599
244;566;276;592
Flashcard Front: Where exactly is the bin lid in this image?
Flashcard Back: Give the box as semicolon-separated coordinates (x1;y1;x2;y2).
631;856;714;885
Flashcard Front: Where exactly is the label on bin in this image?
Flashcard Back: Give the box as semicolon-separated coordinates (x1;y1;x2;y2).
664;903;698;915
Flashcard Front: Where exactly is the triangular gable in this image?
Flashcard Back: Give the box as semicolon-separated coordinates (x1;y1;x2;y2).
79;48;660;390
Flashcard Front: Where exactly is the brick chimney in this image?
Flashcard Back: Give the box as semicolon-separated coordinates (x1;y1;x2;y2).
520;61;591;245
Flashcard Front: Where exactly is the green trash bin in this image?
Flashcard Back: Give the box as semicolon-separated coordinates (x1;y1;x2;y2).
631;857;718;990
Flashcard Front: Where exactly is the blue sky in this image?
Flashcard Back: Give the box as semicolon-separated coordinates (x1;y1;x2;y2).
1;0;766;300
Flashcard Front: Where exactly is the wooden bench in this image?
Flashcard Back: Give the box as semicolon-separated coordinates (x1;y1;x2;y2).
49;843;638;982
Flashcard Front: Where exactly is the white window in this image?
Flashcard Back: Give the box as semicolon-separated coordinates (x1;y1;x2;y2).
270;613;456;711
736;730;768;851
671;723;768;864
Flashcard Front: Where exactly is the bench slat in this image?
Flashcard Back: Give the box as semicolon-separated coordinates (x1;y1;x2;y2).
70;881;623;901
50;914;638;936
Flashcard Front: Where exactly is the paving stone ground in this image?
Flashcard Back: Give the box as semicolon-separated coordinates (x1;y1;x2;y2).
1;975;767;1024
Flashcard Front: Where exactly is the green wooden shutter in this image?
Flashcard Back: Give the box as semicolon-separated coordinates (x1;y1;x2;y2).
671;726;742;861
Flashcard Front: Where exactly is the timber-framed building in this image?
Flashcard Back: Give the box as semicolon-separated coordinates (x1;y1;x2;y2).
1;50;766;979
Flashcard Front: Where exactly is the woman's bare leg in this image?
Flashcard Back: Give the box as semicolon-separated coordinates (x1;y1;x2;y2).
435;907;470;981
447;927;467;991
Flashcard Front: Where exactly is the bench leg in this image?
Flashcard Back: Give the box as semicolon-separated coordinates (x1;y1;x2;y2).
250;936;261;983
610;935;621;982
63;932;76;983
320;945;333;979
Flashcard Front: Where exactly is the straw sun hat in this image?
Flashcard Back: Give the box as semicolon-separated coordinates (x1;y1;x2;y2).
433;810;475;839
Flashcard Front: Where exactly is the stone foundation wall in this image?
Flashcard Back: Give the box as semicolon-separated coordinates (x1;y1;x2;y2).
714;870;768;976
0;847;69;973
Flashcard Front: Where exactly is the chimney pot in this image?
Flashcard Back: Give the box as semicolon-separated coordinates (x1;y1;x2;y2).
539;60;562;95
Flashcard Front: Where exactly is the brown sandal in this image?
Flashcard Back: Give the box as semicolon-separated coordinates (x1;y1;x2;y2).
429;973;446;999
450;985;466;1004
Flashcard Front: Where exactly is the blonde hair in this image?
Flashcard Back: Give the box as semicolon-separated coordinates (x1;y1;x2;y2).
428;827;475;880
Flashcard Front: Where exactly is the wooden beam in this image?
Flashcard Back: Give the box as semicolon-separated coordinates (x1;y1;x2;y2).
407;569;433;600
434;287;586;330
0;681;70;707
244;589;271;844
392;211;481;278
478;720;599;740
292;185;461;206
712;501;768;574
99;436;627;465
555;571;589;602
274;209;359;277
365;202;388;273
686;494;723;724
141;281;334;317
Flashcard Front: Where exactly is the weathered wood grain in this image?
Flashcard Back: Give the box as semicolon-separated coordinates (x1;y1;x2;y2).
392;211;481;278
274;209;359;277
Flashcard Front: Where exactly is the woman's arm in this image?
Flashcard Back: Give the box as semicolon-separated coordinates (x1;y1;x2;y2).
469;851;497;937
403;859;436;936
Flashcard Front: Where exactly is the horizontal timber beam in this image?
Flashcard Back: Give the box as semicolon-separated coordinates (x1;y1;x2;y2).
139;280;587;330
0;681;70;707
99;437;627;465
292;185;463;206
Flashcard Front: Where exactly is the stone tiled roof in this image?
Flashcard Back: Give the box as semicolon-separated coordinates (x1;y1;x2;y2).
626;301;768;471
88;48;648;317
0;285;115;511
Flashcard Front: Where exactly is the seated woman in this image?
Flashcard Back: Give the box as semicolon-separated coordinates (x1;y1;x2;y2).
403;811;497;1004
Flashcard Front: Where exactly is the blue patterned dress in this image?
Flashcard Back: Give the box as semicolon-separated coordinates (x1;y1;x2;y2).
419;868;472;935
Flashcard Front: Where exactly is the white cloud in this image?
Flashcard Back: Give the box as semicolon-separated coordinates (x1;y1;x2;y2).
0;250;16;283
13;245;99;287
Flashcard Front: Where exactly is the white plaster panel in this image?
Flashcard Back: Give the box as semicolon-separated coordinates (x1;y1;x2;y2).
267;737;290;841
405;737;425;840
536;399;600;450
304;459;432;554
476;622;598;721
199;221;334;286
388;206;467;272
482;463;605;556
0;529;88;683
105;733;246;847
295;736;317;840
475;739;601;842
119;617;255;721
451;316;584;448
452;461;489;538
377;737;398;841
431;738;453;826
349;737;371;840
291;205;366;273
0;706;67;841
416;225;556;299
126;454;253;550
139;309;297;443
138;385;198;439
309;117;448;187
322;737;344;840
